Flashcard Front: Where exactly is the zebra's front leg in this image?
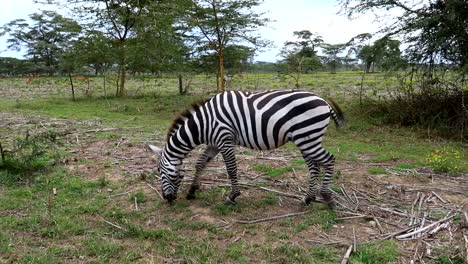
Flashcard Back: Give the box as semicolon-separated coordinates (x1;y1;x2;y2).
220;145;240;205
187;146;219;200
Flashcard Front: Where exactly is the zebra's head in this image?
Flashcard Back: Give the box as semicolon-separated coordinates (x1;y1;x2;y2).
148;144;181;204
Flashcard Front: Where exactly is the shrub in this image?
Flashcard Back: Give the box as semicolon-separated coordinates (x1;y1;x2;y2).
363;73;467;139
426;147;463;174
0;130;60;183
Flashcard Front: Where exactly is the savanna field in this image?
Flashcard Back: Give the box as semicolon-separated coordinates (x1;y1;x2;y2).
0;73;467;263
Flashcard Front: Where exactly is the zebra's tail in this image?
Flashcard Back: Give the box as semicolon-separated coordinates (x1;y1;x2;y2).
327;98;345;129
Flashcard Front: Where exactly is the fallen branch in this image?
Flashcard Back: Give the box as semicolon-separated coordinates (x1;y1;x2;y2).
352;226;357;252
235;211;308;224
396;214;456;240
464;232;468;263
373;217;384;234
341;245;353;264
99;215;127;231
306;239;348;246
146;183;164;200
380;225;418;240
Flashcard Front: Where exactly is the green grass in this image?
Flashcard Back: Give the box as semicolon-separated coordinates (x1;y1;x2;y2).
310;246;339;263
350;240;399;264
252;164;303;178
0;94;207;135
130;191;147;204
1;74;466;262
226;242;249;263
367;166;387;175
293;210;337;232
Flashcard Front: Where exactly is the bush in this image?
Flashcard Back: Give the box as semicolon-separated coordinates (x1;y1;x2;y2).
364;74;467;139
426;147;463;174
0;130;60;184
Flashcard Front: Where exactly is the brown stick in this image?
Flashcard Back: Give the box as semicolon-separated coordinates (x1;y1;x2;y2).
146;183;164;200
307;239;348;246
396;214;456;240
373;217;384;234
99;216;127;231
431;191;447;204
0;142;5;163
352;226;357;252
380;225;418;240
463;232;468;263
341;245;353;264
235;211;308;224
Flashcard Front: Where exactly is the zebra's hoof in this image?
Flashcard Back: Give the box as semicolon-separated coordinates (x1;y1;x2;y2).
302;196;315;205
224;197;236;205
326;201;336;210
321;193;336;210
186;192;196;200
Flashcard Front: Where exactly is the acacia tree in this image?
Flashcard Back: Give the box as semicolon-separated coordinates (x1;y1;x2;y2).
40;0;160;96
186;0;269;92
340;0;468;138
75;30;114;76
340;0;468;73
321;43;347;74
278;30;322;88
0;11;82;76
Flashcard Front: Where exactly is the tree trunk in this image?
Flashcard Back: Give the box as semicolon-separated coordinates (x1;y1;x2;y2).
178;74;184;95
118;64;126;97
0;141;5;164
218;48;225;92
103;75;107;98
116;40;127;97
68;73;75;101
365;61;371;73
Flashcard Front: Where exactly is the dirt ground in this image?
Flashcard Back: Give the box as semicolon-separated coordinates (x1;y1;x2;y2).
1;111;467;263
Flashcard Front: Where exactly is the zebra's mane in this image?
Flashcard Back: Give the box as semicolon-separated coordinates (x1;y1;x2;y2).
166;99;208;142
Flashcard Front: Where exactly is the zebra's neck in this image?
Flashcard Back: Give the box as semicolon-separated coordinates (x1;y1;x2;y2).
164;108;204;163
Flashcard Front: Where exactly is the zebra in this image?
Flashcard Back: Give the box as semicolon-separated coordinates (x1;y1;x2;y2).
148;90;345;208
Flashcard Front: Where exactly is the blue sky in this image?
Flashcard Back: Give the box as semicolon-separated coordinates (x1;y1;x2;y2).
0;0;382;62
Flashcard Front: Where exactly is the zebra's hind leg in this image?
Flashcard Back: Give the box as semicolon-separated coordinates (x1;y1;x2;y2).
187;146;219;200
302;159;320;205
318;152;336;209
219;144;240;205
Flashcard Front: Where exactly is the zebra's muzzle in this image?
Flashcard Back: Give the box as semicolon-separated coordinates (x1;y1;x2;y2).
163;192;177;204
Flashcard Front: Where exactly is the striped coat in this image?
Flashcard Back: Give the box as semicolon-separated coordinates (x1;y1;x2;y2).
149;90;344;208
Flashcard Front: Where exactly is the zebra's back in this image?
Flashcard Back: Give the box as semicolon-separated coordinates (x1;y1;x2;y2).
210;90;332;150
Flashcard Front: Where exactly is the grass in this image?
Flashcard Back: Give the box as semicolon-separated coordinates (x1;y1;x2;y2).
252;164;303;178
350;240;399;264
367;166;387;175
0;74;466;262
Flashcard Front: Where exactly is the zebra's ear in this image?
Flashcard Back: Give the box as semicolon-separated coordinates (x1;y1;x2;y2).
147;144;163;157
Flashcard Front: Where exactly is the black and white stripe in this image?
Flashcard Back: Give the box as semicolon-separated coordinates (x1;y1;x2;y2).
153;90;344;207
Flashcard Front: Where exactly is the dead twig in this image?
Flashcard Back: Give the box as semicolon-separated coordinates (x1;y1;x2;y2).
107;191;132;198
352;226;357;252
463;231;468;263
396;214;456;240
99;215;127;231
146;183;164;200
341;245;353;264
306;239;348;246
235;211;308;224
373;217;384;234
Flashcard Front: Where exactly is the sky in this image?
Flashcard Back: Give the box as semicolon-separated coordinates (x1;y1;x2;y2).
0;0;385;62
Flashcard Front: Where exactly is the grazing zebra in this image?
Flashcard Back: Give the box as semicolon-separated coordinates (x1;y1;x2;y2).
149;90;344;208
